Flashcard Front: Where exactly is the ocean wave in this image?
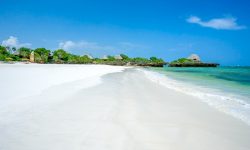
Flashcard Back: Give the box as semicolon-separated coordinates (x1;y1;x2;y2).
139;68;250;126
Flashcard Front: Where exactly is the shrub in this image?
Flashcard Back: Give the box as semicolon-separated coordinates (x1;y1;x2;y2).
5;57;13;61
18;47;31;59
34;48;50;63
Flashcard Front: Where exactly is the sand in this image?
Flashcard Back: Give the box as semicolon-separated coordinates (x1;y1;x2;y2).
0;65;250;150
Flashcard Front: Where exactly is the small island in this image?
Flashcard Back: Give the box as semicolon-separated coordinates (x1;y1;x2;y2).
169;54;219;67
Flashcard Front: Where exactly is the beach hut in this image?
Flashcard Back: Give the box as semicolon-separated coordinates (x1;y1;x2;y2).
188;54;200;62
114;55;123;60
13;51;20;56
101;55;108;60
30;51;35;63
85;54;93;59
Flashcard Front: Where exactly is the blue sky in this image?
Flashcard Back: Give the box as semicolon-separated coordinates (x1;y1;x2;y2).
0;0;250;65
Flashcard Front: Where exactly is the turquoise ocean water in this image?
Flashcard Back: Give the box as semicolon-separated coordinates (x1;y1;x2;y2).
148;66;250;125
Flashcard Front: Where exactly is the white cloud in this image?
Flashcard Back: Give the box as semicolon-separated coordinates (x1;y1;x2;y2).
58;40;115;52
58;41;76;50
1;36;31;48
186;16;246;30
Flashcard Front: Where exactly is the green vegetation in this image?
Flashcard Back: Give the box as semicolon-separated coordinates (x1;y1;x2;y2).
0;46;8;61
18;47;31;59
170;58;195;64
34;48;51;63
169;58;198;67
52;49;69;63
0;45;20;61
0;45;219;67
120;54;129;60
0;45;166;67
169;57;219;67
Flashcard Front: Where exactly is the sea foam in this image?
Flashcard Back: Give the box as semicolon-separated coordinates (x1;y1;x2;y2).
140;69;250;126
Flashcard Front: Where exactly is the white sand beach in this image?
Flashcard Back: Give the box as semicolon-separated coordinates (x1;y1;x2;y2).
0;64;250;150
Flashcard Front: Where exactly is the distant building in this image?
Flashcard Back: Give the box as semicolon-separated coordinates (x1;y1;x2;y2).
188;54;200;62
101;55;108;60
30;51;35;63
13;51;20;56
114;55;123;60
85;54;93;59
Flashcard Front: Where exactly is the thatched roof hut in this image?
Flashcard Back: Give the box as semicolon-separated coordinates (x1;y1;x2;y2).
30;51;35;63
188;54;200;62
13;51;20;56
114;55;122;60
85;54;93;59
101;55;108;60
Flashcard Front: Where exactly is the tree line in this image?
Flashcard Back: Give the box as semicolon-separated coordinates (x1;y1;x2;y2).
0;46;166;67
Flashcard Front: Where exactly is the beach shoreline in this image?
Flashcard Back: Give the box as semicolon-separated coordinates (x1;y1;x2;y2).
140;68;250;126
0;64;250;150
